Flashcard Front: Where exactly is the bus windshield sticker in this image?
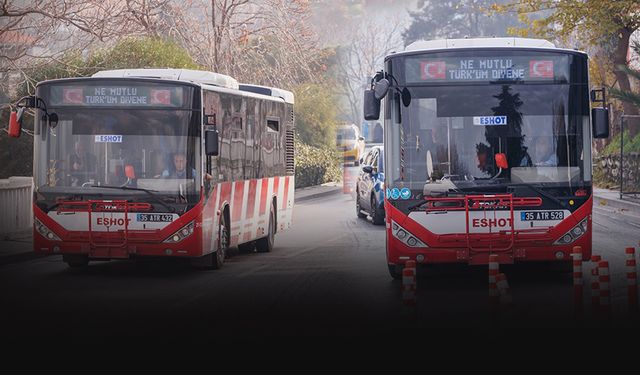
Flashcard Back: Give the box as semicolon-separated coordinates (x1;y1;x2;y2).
473;116;507;126
50;85;184;107
95;135;123;143
405;55;568;83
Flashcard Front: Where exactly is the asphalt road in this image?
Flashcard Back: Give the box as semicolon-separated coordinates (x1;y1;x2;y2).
1;189;639;343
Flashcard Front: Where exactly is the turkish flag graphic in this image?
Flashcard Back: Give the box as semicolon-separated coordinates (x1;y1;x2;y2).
420;61;446;79
529;60;554;78
150;89;171;105
62;88;84;104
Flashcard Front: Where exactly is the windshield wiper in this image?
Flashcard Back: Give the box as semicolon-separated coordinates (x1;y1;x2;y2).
90;185;176;213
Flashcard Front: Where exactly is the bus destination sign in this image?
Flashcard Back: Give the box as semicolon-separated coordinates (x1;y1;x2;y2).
405;55;568;83
50;85;184;107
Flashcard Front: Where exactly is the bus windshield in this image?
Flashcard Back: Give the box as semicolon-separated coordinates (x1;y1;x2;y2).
386;83;591;195
34;82;201;206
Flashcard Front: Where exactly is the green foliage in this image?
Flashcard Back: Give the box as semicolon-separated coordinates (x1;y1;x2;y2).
293;83;339;148
294;138;342;188
89;37;201;71
602;130;640;155
17;37;200;98
494;1;640;45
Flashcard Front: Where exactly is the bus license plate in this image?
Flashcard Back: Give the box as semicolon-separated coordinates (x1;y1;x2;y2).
520;211;564;221
136;213;174;222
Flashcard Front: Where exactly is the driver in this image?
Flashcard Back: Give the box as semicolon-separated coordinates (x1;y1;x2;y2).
530;136;558;166
161;152;196;178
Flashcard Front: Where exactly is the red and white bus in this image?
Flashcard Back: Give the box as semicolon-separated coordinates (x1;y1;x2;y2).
363;38;610;278
8;69;295;268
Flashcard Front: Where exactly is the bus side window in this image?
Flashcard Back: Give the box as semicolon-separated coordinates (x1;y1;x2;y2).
267;118;279;132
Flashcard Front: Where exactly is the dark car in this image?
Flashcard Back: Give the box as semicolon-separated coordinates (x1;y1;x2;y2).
355;146;385;225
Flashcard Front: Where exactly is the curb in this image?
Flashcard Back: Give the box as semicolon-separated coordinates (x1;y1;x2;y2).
594;194;640;217
294;185;342;203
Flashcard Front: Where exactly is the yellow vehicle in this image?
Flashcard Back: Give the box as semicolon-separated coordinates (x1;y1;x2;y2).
336;124;365;166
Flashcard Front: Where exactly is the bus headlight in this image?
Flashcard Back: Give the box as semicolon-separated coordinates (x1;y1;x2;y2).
35;218;61;241
391;220;427;248
554;218;588;245
164;221;195;243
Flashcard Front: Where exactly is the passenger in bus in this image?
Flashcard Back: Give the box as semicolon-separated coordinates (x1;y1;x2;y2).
68;140;97;186
161;152;196;179
521;136;557;167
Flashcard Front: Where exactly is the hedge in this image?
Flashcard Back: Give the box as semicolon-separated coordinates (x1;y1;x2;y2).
294;140;342;188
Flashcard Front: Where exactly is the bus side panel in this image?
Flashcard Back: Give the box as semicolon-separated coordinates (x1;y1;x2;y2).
201;182;222;256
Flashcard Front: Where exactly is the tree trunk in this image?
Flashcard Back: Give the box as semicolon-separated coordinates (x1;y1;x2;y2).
612;26;639;138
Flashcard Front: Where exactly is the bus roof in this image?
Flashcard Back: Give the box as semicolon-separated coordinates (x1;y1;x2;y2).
394;37;586;57
239;84;294;104
92;68;240;90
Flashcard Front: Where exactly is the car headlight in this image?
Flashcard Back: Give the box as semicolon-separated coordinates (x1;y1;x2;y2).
35;218;61;241
554;218;588;245
163;221;195;243
391;220;427;248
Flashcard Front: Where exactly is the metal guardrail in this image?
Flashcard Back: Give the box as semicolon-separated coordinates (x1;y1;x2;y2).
0;177;33;237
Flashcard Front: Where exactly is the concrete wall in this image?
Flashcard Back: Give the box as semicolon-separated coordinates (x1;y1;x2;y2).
595;153;640;192
0;177;33;236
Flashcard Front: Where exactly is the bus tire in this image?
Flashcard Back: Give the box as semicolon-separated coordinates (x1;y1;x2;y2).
256;203;275;253
371;195;385;225
238;241;255;254
211;212;229;269
356;189;366;218
63;254;89;268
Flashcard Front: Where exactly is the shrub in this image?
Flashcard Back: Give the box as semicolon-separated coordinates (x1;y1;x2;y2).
294;139;341;188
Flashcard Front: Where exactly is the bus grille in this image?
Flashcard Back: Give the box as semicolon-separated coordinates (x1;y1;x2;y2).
285;128;295;175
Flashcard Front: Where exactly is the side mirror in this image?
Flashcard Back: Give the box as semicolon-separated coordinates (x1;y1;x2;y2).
592;107;609;138
401;87;412;107
125;165;136;179
8;110;22;138
363;89;381;121
205;129;219;156
48;113;59;128
495;153;508;169
373;78;389;100
362;165;373;174
358;136;365;141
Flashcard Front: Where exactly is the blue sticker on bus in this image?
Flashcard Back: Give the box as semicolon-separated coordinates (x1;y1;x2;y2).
390;188;400;200
386;188;392;199
473;116;507;126
400;188;411;200
95;135;123;143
